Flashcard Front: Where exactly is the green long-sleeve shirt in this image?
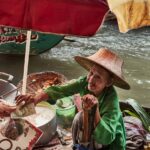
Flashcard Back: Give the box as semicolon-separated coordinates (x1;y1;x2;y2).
44;76;126;150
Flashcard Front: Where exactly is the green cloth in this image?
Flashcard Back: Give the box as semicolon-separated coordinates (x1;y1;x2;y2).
44;76;126;150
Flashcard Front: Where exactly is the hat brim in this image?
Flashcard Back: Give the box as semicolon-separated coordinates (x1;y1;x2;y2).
75;56;130;90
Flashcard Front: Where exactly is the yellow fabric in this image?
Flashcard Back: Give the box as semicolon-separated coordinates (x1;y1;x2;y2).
107;0;150;32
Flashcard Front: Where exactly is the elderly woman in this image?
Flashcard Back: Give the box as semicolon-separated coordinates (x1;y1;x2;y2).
15;48;130;150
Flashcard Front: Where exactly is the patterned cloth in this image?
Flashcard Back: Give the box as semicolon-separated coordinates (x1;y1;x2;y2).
124;116;147;150
33;134;61;150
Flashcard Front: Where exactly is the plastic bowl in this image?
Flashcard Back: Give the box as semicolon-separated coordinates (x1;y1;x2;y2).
56;104;76;128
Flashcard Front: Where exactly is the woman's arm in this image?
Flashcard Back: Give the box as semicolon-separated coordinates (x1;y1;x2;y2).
16;76;87;106
44;76;87;104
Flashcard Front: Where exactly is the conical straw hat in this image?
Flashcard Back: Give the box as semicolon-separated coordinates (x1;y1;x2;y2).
75;48;130;90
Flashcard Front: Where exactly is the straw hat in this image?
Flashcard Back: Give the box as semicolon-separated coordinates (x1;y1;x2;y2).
74;48;130;90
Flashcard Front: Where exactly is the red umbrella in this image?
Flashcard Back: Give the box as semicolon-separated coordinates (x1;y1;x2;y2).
0;0;108;36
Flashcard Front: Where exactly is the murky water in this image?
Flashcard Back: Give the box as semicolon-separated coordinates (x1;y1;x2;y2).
0;20;150;106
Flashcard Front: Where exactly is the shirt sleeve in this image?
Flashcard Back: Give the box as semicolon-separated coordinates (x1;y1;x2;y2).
44;76;87;104
92;87;121;145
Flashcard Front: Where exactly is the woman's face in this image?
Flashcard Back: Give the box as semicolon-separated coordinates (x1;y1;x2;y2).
87;65;112;96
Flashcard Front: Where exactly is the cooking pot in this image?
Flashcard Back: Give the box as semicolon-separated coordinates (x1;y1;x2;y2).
37;113;57;145
24;104;57;145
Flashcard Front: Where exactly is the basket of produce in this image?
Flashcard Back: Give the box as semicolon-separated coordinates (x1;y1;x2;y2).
17;71;67;96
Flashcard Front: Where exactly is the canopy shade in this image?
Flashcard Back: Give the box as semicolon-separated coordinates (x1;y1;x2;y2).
0;0;109;36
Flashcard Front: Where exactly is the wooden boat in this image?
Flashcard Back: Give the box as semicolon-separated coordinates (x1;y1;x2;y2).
0;26;64;55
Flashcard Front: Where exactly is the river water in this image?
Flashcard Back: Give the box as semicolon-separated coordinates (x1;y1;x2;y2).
0;20;150;106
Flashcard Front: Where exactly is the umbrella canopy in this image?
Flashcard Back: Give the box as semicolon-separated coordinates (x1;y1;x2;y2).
0;0;109;36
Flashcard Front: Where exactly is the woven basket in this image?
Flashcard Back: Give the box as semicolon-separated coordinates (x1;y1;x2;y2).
17;71;67;96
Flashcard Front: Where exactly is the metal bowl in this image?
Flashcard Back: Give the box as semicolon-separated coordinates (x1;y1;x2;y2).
37;114;57;145
24;105;57;145
0;79;18;103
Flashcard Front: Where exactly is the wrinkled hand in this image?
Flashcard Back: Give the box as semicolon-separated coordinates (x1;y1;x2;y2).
0;99;16;117
15;91;49;107
82;94;98;110
15;94;35;107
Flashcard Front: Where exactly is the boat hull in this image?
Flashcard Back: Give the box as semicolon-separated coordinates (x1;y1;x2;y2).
0;27;64;55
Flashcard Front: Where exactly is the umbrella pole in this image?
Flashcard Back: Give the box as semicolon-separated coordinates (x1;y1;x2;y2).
22;30;31;94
